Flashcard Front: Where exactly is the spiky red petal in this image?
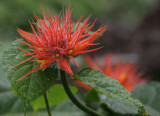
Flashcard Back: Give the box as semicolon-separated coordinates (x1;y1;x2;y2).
15;7;107;80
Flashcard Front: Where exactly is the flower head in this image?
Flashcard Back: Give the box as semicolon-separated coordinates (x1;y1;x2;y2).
14;7;107;80
80;54;146;91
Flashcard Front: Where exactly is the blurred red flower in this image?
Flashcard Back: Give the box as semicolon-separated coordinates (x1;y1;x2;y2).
77;54;146;91
14;7;107;80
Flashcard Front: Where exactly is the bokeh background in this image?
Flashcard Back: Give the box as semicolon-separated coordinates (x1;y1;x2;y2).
0;0;160;115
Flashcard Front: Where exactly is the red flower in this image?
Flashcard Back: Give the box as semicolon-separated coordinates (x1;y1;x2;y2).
80;54;146;91
76;80;91;91
14;7;107;80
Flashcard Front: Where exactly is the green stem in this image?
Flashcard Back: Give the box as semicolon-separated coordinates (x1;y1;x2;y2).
44;92;52;116
60;70;103;116
23;103;26;116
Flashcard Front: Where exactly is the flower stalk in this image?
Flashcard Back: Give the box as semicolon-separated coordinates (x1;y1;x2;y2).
44;92;52;116
60;70;103;116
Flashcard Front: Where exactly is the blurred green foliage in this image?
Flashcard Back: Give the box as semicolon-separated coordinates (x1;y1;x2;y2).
132;82;160;116
0;0;158;42
31;84;78;115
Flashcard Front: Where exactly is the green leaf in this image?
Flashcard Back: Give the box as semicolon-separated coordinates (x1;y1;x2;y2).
86;89;100;102
10;64;58;104
100;96;140;115
77;68;148;116
132;82;160;116
1;39;58;104
31;84;78;114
